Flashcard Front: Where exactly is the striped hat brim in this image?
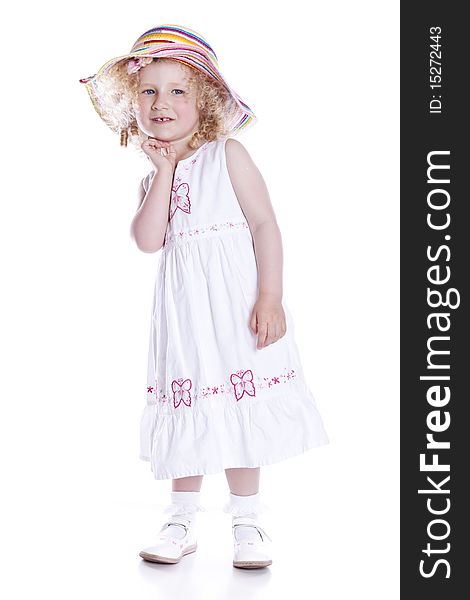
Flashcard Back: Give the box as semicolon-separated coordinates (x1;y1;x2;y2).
79;25;256;136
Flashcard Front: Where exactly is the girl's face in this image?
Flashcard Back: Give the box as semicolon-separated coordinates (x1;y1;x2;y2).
135;60;200;145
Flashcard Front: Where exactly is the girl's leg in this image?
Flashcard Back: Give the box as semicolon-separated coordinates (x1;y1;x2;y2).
172;475;203;492
168;476;204;525
224;468;270;554
224;467;260;495
162;478;204;541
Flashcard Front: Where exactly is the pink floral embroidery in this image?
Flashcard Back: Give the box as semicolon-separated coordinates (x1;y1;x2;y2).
147;368;296;404
165;220;249;246
171;378;192;409
169;183;190;220
174;143;210;176
230;369;256;401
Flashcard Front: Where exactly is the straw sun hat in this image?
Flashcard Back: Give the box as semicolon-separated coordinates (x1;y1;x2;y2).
79;24;256;141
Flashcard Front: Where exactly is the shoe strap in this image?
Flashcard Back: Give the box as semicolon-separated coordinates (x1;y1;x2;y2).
232;523;272;543
160;521;189;535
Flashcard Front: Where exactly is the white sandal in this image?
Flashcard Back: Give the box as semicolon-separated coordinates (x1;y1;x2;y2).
139;518;197;564
232;516;273;569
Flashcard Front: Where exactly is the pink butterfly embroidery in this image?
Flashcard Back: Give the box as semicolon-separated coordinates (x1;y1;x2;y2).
230;370;256;401
171;378;192;409
169;183;191;220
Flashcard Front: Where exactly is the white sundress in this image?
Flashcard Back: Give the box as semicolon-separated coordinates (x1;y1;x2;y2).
139;138;329;480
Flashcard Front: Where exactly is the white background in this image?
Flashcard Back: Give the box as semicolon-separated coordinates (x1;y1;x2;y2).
0;1;399;598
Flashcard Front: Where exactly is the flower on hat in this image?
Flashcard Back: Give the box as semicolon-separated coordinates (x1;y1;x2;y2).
127;58;143;75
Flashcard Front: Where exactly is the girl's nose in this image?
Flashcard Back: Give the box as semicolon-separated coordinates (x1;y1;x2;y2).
152;94;169;110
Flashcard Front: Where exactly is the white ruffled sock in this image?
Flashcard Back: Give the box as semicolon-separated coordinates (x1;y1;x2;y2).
162;490;205;540
223;492;268;542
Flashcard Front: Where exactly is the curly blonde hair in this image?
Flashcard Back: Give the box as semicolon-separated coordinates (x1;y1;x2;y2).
91;57;239;153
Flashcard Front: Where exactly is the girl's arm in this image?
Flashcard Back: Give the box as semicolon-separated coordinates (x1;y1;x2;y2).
225;139;287;349
130;140;178;253
130;163;174;253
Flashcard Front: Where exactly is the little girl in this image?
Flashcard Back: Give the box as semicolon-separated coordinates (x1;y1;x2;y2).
80;24;328;569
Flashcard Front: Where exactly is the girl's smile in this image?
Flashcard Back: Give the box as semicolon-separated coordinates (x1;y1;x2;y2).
151;117;174;124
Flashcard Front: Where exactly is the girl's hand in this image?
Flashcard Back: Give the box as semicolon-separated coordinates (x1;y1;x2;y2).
141;137;177;171
249;294;287;349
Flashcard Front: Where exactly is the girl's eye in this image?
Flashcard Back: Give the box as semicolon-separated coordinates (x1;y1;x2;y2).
140;89;184;95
